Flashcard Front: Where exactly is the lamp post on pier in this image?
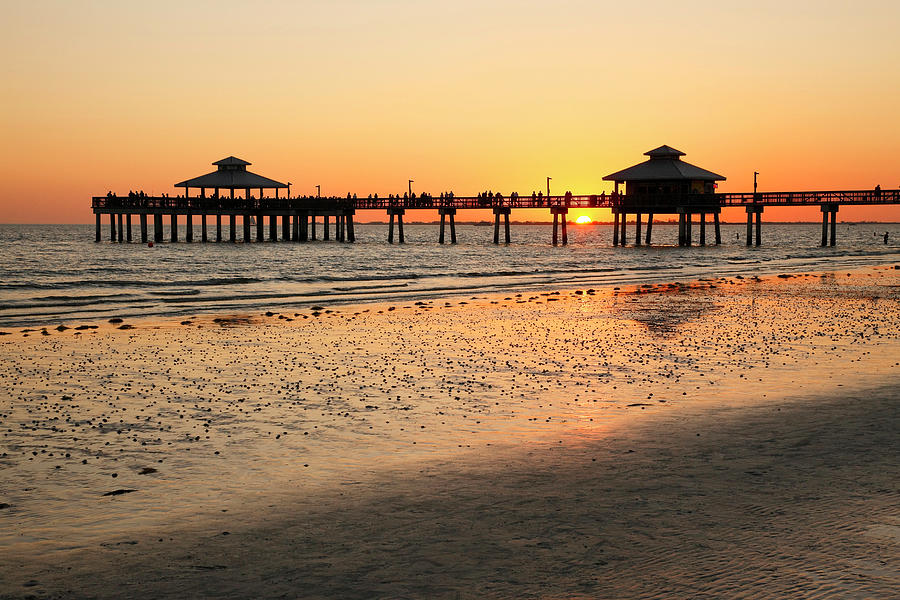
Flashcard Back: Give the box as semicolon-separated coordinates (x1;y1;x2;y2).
546;176;552;197
754;171;759;196
408;180;414;196
315;185;320;198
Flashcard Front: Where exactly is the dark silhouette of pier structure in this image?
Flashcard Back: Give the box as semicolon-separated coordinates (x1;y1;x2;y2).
92;148;899;247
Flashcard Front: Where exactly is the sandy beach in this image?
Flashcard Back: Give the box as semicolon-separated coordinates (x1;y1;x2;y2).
2;267;899;598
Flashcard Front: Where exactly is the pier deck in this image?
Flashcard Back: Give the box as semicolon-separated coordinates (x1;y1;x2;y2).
91;188;900;247
92;188;900;212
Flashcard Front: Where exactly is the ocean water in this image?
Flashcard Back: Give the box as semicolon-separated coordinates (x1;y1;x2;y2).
1;222;898;327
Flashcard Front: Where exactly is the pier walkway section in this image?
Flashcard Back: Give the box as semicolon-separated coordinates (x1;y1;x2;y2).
91;188;900;247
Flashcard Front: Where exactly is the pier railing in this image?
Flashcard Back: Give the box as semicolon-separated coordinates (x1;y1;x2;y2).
91;196;355;211
718;189;899;206
92;188;900;213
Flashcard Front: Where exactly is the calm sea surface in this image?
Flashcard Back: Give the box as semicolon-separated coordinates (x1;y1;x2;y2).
1;222;898;327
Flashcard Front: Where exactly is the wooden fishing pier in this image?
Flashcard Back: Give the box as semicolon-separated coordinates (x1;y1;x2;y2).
92;148;899;247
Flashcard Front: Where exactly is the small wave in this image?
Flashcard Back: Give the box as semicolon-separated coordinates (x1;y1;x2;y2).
1;296;158;311
315;273;421;282
0;276;265;290
331;282;411;292
24;292;137;302
626;264;685;272
148;289;202;297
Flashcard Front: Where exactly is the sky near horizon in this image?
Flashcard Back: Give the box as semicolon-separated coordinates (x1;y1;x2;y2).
2;0;899;223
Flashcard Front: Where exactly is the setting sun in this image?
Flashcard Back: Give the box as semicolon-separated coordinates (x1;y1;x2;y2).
575;215;593;224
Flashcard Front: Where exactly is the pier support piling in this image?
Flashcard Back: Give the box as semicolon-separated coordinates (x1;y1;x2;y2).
346;211;355;242
243;216;251;243
282;214;290;241
125;214;132;242
699;213;706;246
256;214;264;242
493;207;511;244
229;215;236;243
714;212;721;245
201;213;208;242
154;213;163;243
324;215;330;241
140;214;147;243
830;205;837;247
388;208;405;243
551;207;568;246
613;211;619;246
619;212;627;245
300;213;309;242
216;214;222;242
95;213;101;242
170;213;177;243
645;214;653;245
269;215;277;241
185;213;192;243
438;208;457;244
821;204;838;246
745;207;753;246
635;213;642;246
755;207;762;246
678;211;693;247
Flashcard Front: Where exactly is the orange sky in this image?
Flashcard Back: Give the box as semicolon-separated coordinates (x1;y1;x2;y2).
2;1;899;223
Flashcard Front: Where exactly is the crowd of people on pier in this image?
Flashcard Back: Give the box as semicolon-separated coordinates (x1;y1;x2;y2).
352;190;621;209
97;189;628;210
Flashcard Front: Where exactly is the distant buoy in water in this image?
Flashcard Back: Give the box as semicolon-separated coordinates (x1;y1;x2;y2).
148;242;154;247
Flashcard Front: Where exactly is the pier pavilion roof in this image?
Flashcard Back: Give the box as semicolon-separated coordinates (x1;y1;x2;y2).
603;146;725;183
174;156;287;189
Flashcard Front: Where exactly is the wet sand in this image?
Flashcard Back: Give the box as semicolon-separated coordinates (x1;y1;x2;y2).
1;267;899;598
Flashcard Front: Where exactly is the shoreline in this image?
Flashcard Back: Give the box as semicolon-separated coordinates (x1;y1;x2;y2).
3;222;900;331
2;265;899;598
4;263;899;335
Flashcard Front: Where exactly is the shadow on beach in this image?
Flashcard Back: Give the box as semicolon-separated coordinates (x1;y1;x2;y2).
6;383;898;599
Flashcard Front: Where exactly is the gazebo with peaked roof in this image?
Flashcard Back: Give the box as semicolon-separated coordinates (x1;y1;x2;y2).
175;156;289;200
602;145;727;247
603;145;725;199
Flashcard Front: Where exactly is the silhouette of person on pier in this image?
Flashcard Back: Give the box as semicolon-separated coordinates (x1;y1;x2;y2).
884;232;889;244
